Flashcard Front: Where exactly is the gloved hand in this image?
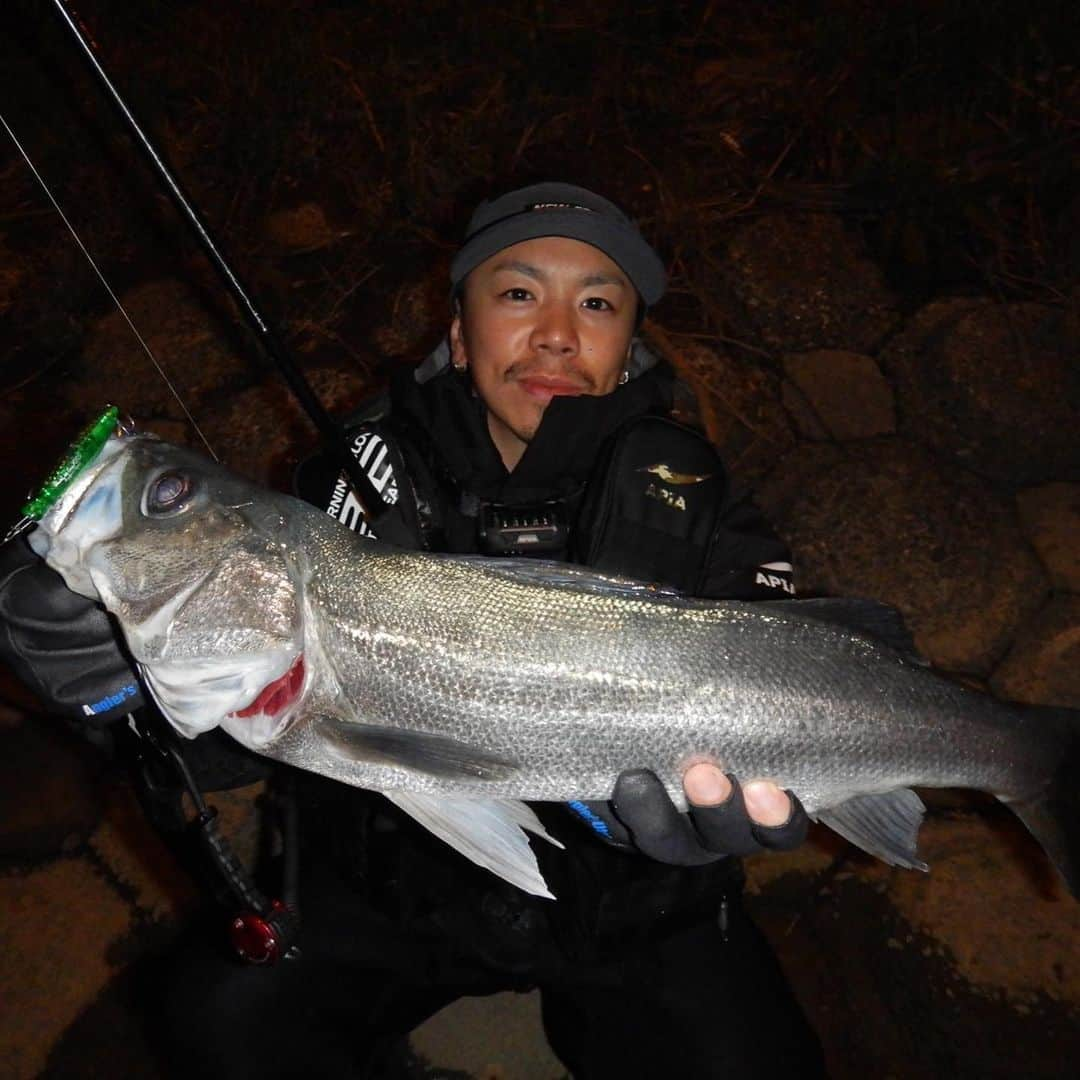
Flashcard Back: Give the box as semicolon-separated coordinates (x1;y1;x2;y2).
0;535;145;735
567;765;809;864
1;536;272;790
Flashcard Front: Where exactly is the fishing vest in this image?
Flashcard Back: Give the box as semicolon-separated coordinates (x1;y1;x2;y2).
298;405;782;600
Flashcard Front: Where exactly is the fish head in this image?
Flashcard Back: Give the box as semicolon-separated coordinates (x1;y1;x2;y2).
29;431;308;746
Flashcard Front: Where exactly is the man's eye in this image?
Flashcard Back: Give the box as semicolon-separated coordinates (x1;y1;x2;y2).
502;287;532;301
583;297;613;311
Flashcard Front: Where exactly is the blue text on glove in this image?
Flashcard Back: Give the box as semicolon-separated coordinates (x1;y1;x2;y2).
566;800;612;838
82;683;139;716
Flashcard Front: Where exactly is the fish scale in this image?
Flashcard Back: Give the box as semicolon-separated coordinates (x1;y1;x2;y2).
26;428;1080;899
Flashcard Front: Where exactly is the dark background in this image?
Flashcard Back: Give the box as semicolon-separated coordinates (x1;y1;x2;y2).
1;0;1076;504
0;3;1077;1078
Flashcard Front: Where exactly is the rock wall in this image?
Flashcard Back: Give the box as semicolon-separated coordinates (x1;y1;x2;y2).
660;210;1078;704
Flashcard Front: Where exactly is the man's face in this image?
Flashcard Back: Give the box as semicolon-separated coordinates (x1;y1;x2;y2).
450;236;638;469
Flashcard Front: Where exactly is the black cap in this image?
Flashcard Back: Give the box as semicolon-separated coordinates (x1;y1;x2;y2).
449;182;667;307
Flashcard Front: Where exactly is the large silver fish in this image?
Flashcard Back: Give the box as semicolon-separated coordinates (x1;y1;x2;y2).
27;428;1079;899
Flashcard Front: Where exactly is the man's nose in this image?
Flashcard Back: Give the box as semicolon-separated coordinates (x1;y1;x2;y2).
530;302;579;356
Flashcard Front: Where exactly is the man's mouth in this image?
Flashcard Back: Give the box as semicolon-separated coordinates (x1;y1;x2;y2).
516;376;589;403
230;654;305;719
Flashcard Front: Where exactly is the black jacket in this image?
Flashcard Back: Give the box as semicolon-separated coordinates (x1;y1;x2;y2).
298;353;794;597
291;351;795;970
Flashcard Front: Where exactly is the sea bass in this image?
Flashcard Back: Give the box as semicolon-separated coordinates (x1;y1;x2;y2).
27;427;1080;899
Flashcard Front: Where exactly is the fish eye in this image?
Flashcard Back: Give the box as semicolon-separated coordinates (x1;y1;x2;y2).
145;471;193;516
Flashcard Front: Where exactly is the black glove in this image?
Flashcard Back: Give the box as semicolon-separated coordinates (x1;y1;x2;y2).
567;769;809;865
0;535;272;789
0;535;145;734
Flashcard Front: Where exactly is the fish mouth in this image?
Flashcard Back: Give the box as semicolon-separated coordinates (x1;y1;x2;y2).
225;653;306;745
28;437;130;601
231;653;305;718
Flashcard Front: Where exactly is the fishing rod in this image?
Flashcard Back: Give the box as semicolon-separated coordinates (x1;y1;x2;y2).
47;0;404;539
5;2;411;962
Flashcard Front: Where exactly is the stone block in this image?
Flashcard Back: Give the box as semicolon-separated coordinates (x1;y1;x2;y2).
990;594;1080;708
782;349;895;441
1016;482;1080;592
722;213;900;354
757;438;1048;673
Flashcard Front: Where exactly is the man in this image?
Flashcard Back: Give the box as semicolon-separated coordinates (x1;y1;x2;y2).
0;183;824;1077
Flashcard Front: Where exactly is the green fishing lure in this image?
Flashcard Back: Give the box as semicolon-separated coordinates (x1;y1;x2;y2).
22;405;121;521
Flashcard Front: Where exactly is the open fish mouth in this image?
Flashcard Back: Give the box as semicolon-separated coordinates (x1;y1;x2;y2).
138;644;300;742
225;653;306;744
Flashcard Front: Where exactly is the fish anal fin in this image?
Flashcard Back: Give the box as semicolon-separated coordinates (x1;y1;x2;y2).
317;717;518;781
383;791;563;898
816;789;929;871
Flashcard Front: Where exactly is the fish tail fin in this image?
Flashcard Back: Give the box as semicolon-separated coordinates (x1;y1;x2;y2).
1005;706;1080;900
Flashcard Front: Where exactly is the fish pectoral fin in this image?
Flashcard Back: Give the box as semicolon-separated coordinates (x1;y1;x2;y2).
317;718;519;781
382;791;564;899
815;789;930;871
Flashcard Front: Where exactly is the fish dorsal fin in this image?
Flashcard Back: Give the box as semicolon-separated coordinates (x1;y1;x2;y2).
815;789;930;871
761;598;928;664
318;718;519;781
382;791;563;898
444;555;684;604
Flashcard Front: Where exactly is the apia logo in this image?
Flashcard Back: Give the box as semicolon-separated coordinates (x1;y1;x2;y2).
755;571;795;595
638;463;712;485
644;483;687;512
754;562;796;595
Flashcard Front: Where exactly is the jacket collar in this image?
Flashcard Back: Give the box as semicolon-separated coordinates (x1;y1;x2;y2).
393;340;674;503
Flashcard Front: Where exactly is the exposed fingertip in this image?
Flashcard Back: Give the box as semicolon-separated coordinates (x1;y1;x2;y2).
743;781;792;827
683;763;731;806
